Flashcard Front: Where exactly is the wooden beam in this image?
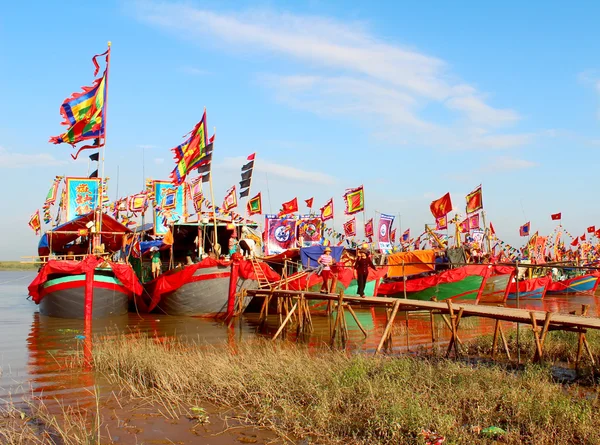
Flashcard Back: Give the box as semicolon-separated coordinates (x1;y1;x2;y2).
375;300;401;355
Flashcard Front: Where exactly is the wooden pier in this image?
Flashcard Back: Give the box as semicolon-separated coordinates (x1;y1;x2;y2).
241;288;600;366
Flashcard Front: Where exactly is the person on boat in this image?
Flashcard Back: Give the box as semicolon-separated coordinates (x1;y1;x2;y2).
354;249;376;297
151;248;162;279
318;247;334;294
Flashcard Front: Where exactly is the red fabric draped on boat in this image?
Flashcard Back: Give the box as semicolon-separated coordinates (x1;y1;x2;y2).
377;265;513;296
28;256;143;304
286;264;389;291
508;276;552;293
238;260;281;282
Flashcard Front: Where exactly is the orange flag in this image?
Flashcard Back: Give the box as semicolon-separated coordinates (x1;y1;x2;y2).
278;197;298;217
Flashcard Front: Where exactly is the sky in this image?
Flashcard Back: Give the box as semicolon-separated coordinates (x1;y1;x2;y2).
1;1;599;260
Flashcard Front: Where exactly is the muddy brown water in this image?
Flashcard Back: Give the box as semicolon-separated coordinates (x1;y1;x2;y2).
1;270;598;443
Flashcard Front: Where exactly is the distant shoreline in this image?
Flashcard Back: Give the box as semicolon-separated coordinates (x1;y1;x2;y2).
0;261;38;271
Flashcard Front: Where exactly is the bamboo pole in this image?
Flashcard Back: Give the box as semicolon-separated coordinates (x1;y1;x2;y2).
330;291;345;346
272;301;298;340
375;300;401;355
346;304;368;337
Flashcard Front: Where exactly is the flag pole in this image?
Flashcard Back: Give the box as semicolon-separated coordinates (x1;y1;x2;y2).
97;42;111;242
209;125;219;256
244;153;256;220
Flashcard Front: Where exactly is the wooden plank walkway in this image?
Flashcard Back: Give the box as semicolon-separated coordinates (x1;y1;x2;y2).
243;288;600;365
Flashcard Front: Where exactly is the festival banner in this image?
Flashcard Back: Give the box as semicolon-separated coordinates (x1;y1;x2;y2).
364;218;374;238
390;228;397;244
519;222;531;237
247;193;262;216
401;229;410;243
531;236;548;264
223;186;237;211
65;177;101;222
265;215;297;255
468;213;480;230
458;218;470;233
343;186;365;215
343;217;357;237
378;213;394;251
297;216;323;247
320;198;334;221
435;215;447;230
128;193;147;213
153;180;184;235
465;185;483;214
29;210;41;235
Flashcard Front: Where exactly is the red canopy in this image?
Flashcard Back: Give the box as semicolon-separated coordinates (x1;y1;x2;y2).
38;212;131;257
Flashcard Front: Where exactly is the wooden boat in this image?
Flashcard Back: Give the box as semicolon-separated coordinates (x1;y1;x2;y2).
507;276;552;300
141;256;280;317
377;265;514;304
546;272;600;295
28;213;142;319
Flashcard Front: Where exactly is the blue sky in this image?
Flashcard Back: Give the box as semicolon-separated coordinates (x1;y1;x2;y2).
1;1;599;259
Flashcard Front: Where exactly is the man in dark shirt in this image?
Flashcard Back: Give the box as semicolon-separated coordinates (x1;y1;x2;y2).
354;250;377;297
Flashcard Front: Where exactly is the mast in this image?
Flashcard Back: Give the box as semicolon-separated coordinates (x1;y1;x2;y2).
208;124;219;255
96;42;111;248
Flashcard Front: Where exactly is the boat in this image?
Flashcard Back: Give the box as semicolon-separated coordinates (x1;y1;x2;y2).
546;271;600;295
28;212;143;319
377;264;514;304
138;221;280;317
507;276;552;300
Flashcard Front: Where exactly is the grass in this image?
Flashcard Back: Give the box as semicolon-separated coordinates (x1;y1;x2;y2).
89;335;600;444
0;261;38;271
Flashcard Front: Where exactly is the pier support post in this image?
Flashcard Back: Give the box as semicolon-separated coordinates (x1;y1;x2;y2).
445;300;463;358
375;300;401;355
346;303;368;338
330;291;345;347
576;305;595;368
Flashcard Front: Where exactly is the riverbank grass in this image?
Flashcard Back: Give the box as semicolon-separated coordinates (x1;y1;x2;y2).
0;261;37;271
92;335;600;444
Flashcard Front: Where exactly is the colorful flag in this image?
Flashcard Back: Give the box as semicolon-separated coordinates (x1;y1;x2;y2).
170;111;210;185
162;188;178;210
390;228;397;244
223;186;238;211
49;47;109;160
551;213;562;221
587;226;596;233
435;215;448;230
343;186;365;215
247;193;262;216
343;218;356;237
193;193;203;213
519;222;531;237
278;197;298;217
305;197;314;208
401;229;410;242
43;177;62;208
320;199;334;221
378;214;395;243
239;154;254;198
29;211;41;235
469;213;480;230
430;192;452;219
465;186;483;214
128;193;147;213
458;218;470;233
247;153;256;161
490;222;496;237
364;218;374;238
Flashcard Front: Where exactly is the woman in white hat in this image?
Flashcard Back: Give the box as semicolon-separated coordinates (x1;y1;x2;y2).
318;246;334;293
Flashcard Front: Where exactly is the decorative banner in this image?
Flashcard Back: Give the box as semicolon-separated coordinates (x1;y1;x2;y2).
223;186;238;211
390;228;397;244
265;215;297;255
378;213;394;251
401;229;410;243
468;213;480;230
343;186;364;215
519;221;530;237
531;236;548;264
43;176;63;209
297;216;323;247
320;198;334;221
430;192;452;219
65;177;101;222
465;185;483;214
128;192;147;213
458;218;470;233
153;180;184;235
247;192;262;216
29;210;41;235
435;215;447;230
364;218;374;238
343;217;356;237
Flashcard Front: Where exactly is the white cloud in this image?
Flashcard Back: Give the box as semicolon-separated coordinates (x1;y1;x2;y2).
133;3;527;149
154;157;165;165
0;146;66;168
179;66;211;76
217;156;335;185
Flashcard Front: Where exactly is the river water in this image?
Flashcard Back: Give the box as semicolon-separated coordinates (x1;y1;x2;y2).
1;270;598;443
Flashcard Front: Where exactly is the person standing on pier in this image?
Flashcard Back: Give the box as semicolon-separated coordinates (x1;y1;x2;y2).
318;247;334;293
354;250;376;297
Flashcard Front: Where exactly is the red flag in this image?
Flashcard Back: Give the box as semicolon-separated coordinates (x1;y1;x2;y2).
458;218;470;233
595;229;600;238
305;197;314;208
390;228;397;244
581;233;586;241
435;215;448;230
551;213;561;221
364;218;374;238
430;193;452;219
571;237;579;247
489;222;496;236
278;197;298;217
465;185;483;213
587;226;596;233
468;213;480;230
247;153;256;161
